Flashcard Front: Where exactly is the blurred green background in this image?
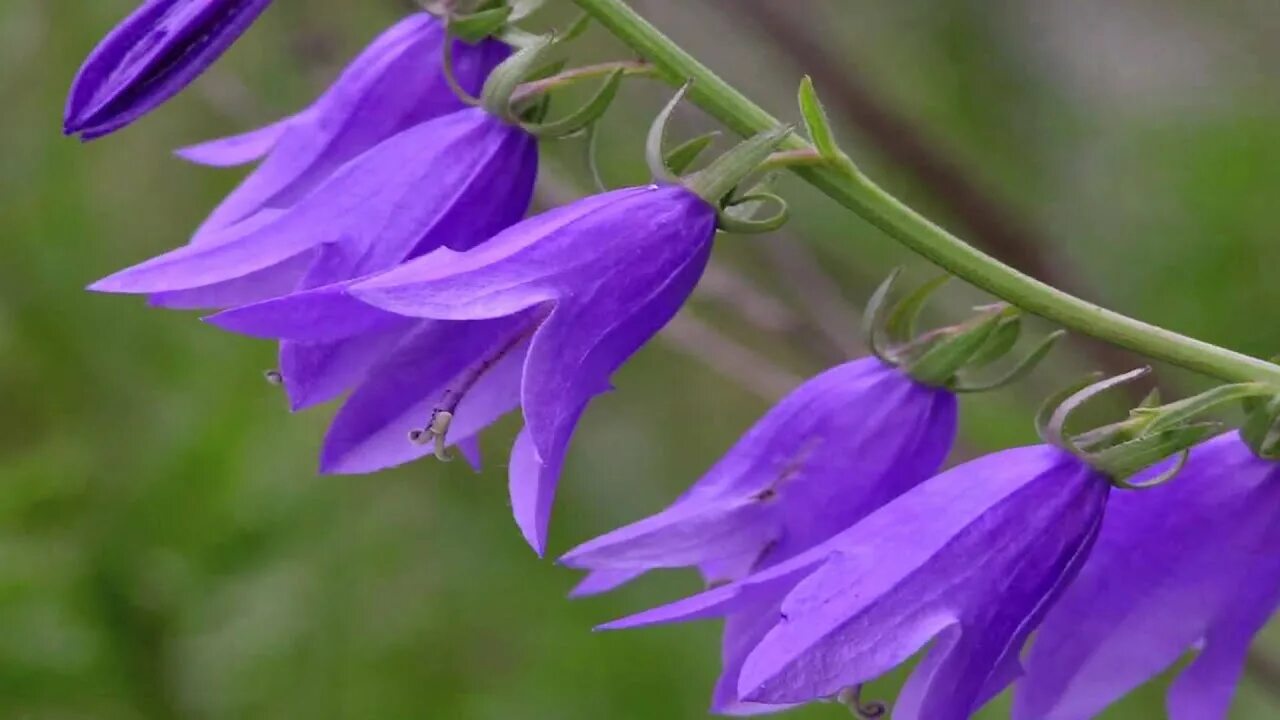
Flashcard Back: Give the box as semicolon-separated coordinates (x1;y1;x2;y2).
4;0;1280;717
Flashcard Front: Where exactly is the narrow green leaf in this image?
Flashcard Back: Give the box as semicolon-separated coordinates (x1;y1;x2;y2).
798;76;839;159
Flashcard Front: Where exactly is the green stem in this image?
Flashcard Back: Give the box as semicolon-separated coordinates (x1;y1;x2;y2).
569;0;1280;387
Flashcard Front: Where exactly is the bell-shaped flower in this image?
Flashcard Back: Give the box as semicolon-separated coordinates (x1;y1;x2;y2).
602;445;1111;719
91;106;537;408
562;357;957;581
1014;432;1280;720
178;14;507;239
66;0;275;139
206;185;719;554
562;357;957;713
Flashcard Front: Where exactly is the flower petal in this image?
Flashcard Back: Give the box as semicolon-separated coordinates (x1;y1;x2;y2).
560;497;778;570
148;248;316;309
738;446;1108;715
174;115;296;167
350;187;657;321
192;15;507;233
278;324;413;411
206;281;399;342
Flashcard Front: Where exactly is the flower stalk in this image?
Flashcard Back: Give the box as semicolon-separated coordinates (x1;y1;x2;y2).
568;0;1280;388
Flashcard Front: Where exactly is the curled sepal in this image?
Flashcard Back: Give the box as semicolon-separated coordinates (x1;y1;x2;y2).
717;190;789;234
953;330;1066;393
521;68;624;138
646;81;693;184
1041;367;1152;453
1241;394;1280;459
481;35;555;122
883;275;949;344
860;271;1063;392
862;268;903;365
1036;370;1272;485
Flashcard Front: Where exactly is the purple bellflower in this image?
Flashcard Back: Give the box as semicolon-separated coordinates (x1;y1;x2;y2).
66;0;275;139
90;105;537;408
206;185;719;554
560;357;957;713
1015;432;1280;720
177;14;507;239
601;445;1110;719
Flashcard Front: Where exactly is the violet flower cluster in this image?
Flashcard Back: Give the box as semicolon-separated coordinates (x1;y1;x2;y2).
71;5;1280;719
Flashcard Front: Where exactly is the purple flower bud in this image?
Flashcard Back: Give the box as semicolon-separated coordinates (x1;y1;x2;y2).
1015;432;1280;720
206;185;719;555
66;0;275;139
560;357;956;713
178;14;507;239
602;446;1110;719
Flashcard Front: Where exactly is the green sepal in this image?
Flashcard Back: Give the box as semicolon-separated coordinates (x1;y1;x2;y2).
1035;372;1105;443
963;313;1022;369
862;269;903;365
1041;367;1151;453
883;275;949;345
664;132;719;175
953;330;1066;394
904;306;1012;387
684;125;793;203
1241;394;1280;459
521;68;624;138
1092;422;1221;484
481;35;555;122
449;6;513;43
645;82;692;184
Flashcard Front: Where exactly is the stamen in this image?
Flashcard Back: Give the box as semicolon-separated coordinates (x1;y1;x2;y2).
406;318;541;462
263;369;284;386
836;686;887;719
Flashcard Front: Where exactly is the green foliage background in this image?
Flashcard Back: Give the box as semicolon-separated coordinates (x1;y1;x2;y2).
2;0;1279;717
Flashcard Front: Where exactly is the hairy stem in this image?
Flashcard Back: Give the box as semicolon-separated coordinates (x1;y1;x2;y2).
568;0;1280;387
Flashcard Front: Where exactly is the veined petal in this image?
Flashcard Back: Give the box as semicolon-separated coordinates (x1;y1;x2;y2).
192;15;508;233
96;109;532;296
350;184;701;319
713;600;802;716
737;446;1108;718
205;280;398;342
561;358;956;593
1015;434;1280;720
519;195;716;463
